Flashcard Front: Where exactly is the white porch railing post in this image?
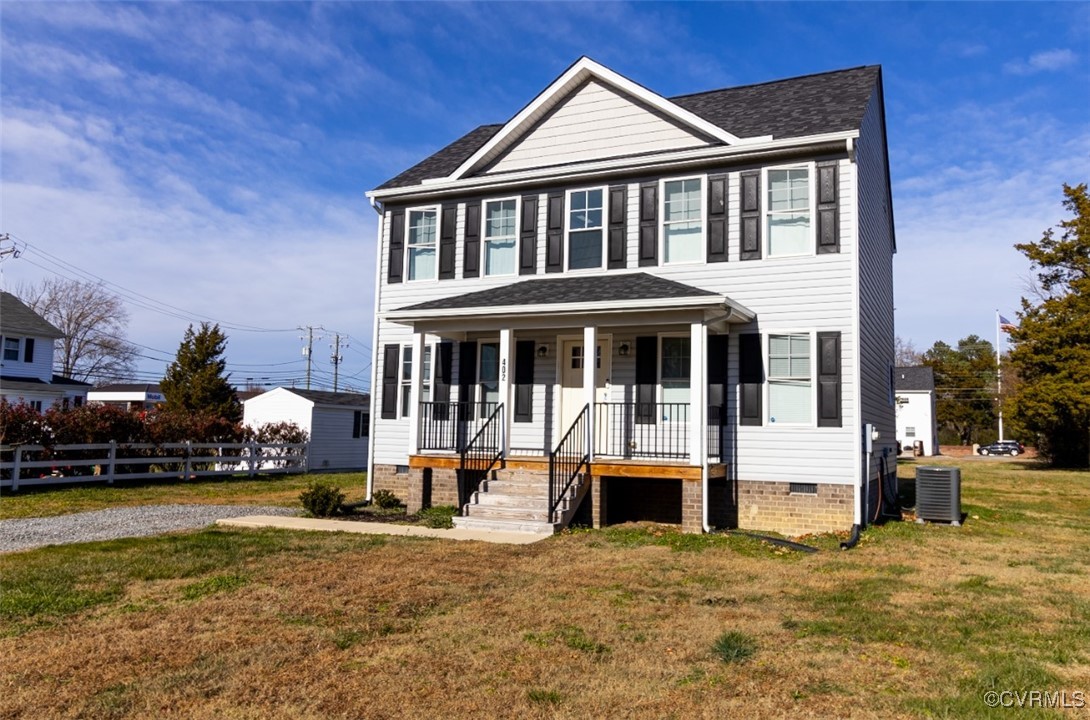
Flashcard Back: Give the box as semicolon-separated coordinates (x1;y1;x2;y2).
408;331;425;455
107;440;117;484
583;325;597;461
12;446;22;491
498;327;513;459
689;320;707;465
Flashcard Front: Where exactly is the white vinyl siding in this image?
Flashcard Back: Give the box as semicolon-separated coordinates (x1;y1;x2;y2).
242;388;369;471
406;207;439;281
566;188;605;270
662;177;703;264
768;334;811;424
766;166;812;257
486;79;710;174
484;198;518;276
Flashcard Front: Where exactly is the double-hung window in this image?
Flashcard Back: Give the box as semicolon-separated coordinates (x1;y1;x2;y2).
479;342;500;409
660;336;691;423
662;177;703;263
484;199;518;276
3;338;19;361
768;334;811;423
766;167;811;257
400;345;432;418
406;208;438;281
567;188;604;270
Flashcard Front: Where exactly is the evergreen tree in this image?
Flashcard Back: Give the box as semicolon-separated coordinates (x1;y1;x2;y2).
923;335;997;445
1009;183;1090;467
161;323;241;423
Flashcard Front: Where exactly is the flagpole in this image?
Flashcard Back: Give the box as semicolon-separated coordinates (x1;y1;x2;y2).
996;309;1004;441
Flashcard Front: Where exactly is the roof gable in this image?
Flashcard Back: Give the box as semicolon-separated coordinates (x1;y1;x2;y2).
0;292;64;339
449;57;759;181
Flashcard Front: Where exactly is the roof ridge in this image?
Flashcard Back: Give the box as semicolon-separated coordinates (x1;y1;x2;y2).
669;64;879;101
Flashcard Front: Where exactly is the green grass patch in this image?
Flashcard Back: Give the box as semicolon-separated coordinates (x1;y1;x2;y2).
712;631;757;663
180;573;248;600
527;688;563;705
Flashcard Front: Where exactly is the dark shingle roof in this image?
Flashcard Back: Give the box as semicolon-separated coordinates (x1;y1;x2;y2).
397;273;717;312
51;375;92;387
376;65;880;190
0;292;64;338
92;383;162;393
285;388;370;407
894;366;935;392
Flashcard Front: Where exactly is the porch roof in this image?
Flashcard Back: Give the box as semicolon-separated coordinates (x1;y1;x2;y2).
385;273;755;326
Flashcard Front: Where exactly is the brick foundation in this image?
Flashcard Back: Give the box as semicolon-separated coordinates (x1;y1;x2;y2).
371;464;411;503
736;481;854;537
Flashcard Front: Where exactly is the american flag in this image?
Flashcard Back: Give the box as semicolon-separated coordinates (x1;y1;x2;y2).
999;314;1017;333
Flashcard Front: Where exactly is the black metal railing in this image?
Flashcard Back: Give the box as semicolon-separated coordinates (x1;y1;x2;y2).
419;401;499;452
707;404;724;462
458;403;503;510
549;404;590;523
594;402;690;460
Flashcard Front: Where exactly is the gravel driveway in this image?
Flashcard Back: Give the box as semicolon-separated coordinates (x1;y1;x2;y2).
1;504;300;553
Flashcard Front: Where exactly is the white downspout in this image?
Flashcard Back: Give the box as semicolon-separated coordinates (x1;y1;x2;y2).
365;196;384;502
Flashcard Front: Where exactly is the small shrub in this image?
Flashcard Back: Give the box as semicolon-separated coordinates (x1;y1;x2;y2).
417;505;457;528
372;489;402;509
712;631;757;664
300;482;345;517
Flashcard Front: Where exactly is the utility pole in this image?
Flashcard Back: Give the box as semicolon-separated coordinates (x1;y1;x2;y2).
299;326;323;390
330;334;346;392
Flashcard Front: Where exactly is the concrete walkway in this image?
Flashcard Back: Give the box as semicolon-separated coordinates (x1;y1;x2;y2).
216;515;547;545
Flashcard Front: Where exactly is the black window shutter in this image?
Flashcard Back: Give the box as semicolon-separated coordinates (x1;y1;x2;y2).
707;174;728;263
608;185;627;269
635;335;657;424
817;331;842;427
740;171;761;261
514;339;535;423
457;340;478;421
387;209;405;283
707;335;728;408
816;162;839;254
546;192;564;273
24;338;35;363
738;333;763;426
463;201;481;278
638;182;658;266
380;344;400;419
433;342;453;420
519;194;538;275
439;204;457;279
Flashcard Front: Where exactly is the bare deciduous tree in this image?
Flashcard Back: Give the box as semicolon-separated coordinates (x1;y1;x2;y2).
16;278;138;384
894;335;923;366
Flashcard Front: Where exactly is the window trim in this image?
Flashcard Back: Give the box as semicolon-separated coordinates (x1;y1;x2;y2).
564;186;608;272
481;196;521;278
765;331;815;426
2;337;20;362
404;204;441;283
659;174;707;266
762;161;816;259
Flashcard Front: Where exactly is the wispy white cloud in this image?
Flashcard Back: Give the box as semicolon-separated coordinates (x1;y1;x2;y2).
1003;48;1078;75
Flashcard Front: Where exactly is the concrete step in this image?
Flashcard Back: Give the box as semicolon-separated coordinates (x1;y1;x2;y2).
451;515;559;535
492;469;549;482
463;504;552;523
473;492;549;508
479;479;550;496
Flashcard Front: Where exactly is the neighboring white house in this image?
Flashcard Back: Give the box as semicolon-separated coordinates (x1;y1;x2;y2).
0;291;91;410
87;383;165;411
894;366;939;456
364;57;897;537
243;387;370;471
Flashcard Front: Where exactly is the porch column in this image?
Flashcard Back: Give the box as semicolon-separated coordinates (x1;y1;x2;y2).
407;331;425;454
498;327;513;458
584;325;597;461
689;321;707;465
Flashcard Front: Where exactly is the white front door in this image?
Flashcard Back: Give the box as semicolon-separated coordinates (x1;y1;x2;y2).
559;338;610;435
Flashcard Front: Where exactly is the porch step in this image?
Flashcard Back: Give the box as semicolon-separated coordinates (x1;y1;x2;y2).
451;515;560;535
479;479;549;496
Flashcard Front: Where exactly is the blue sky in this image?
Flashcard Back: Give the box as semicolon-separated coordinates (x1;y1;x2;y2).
2;1;1087;389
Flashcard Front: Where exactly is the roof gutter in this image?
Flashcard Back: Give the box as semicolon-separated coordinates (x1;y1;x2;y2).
383;295;755;324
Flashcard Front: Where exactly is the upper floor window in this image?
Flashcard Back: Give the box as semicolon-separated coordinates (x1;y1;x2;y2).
768;334;811;423
662;178;703;263
3;338;19;361
767;167;810;257
484;199;518;276
567;188;604;270
406;208;438;281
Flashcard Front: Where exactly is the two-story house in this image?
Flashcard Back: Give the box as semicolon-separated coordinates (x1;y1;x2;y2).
0;291;91;410
364;58;897;537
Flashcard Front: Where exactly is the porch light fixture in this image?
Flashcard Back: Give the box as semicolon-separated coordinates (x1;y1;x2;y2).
618;342;630;356
537;345;548;358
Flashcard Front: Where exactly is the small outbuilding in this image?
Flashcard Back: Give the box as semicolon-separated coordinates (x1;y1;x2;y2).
894;366;939;456
243;387;369;471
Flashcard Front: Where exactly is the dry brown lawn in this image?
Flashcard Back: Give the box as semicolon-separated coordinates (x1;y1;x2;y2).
2;459;1088;719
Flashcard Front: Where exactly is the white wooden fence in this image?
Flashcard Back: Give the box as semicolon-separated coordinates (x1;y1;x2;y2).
0;441;309;490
